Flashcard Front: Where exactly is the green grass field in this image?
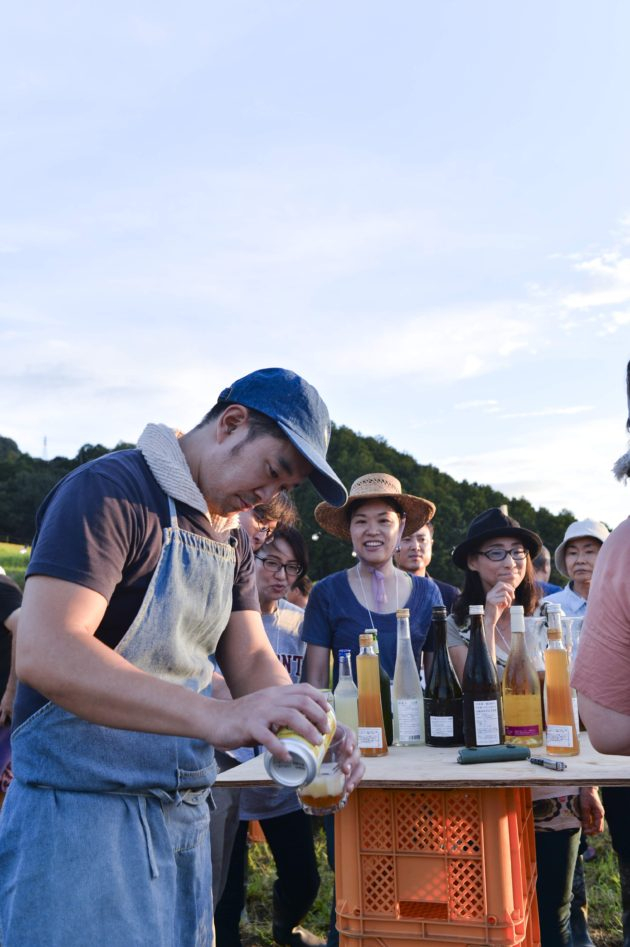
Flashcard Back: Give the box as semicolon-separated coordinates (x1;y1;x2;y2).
238;825;623;946
0;542;29;588
0;543;623;945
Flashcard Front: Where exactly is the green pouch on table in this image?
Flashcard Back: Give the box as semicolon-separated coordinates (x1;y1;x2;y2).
457;745;531;765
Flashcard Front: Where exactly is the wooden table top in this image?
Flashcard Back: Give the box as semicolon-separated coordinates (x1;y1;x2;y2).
215;733;630;789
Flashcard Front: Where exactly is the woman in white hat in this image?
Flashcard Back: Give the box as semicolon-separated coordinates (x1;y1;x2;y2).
301;473;442;689
542;519;610;618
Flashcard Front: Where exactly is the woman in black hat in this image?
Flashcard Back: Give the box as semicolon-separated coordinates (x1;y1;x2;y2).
446;507;541;681
448;507;603;947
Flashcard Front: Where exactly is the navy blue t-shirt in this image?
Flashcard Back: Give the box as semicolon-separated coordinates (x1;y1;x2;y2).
301;569;441;686
16;448;258;725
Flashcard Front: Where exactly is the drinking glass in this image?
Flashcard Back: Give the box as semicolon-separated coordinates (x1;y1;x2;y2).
524;617;547;672
297;729;348;816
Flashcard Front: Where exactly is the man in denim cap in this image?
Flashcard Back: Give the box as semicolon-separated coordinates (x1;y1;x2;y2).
0;368;363;946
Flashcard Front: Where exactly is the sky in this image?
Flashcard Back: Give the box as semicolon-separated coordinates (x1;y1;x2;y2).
2;1;630;532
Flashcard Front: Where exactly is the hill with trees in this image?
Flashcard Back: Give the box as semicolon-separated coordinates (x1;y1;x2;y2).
0;427;575;586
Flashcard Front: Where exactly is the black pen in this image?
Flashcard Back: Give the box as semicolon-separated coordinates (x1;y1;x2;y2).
530;757;567;771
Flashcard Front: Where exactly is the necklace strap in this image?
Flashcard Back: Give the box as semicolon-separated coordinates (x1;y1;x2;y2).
355;564;400;628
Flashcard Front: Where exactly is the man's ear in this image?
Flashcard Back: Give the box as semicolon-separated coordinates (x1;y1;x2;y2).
216;404;250;443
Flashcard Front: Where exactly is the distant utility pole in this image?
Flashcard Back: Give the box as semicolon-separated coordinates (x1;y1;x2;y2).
43;435;48;461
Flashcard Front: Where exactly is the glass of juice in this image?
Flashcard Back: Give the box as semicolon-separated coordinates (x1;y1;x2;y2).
297;728;348;816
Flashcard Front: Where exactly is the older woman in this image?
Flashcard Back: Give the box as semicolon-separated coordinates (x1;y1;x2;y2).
301;473;442;687
543;518;610;618
448;507;603;947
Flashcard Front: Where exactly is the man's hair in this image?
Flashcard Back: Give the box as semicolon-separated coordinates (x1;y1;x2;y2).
262;524;309;582
197;402;284;443
532;546;550;571
253;492;298;529
291;574;313;597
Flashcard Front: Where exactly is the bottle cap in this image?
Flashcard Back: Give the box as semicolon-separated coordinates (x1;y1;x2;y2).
396;608;410;618
339;648;351;658
510;605;525;632
546;603;562;613
469;604;484;615
432;605;447;618
359;633;373;647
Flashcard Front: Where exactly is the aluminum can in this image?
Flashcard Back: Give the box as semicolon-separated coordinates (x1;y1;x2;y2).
263;705;336;788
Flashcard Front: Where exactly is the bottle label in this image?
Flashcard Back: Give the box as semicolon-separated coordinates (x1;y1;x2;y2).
430;715;454;737
546;724;574;748
358;727;383;749
473;700;501;745
396;699;422;742
505;724;541;737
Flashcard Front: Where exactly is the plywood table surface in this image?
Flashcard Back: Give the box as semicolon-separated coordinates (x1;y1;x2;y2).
215;733;630;789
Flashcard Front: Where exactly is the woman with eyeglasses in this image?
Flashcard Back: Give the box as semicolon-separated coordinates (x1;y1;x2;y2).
214;525;326;947
446;507;541;681
448;508;603;947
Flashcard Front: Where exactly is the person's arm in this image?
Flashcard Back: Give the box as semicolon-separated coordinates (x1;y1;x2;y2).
484;581;517;663
448;645;468;683
578;693;630;756
0;606;20;726
16;576;332;762
579;786;605;836
301;643;331;689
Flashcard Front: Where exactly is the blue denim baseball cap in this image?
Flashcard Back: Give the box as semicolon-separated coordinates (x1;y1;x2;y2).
217;367;348;506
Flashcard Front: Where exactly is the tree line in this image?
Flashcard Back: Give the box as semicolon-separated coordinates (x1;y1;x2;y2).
0;427;578;587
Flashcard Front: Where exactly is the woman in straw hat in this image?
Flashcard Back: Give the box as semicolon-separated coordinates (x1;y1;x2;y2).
301;473;442;689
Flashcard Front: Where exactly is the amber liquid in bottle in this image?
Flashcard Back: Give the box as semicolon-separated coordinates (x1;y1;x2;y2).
371;632;394;746
357;632;388;757
502;606;543;747
544;607;579;757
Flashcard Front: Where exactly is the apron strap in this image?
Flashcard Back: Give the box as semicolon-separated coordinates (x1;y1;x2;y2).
137;796;160;879
167;495;178;530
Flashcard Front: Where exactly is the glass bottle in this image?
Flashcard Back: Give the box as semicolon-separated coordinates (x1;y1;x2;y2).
462;604;504;747
424;605;464;747
502;606;543;747
371;631;394;746
333;649;359;739
356;633;388;757
544;604;579;756
392;608;424;745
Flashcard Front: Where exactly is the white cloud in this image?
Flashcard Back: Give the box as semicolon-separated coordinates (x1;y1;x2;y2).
562;253;630;311
500;406;593;420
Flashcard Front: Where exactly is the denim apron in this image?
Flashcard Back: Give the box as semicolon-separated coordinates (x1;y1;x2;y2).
0;497;234;947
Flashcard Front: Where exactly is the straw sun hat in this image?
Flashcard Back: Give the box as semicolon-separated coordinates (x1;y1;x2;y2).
314;473;435;542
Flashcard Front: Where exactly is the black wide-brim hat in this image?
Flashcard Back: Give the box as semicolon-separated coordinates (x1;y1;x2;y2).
451;507;542;570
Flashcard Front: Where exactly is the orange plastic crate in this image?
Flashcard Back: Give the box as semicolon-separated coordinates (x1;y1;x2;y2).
335;786;539;946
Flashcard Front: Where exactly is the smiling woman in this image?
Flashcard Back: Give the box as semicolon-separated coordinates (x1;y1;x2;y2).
301;473;441;688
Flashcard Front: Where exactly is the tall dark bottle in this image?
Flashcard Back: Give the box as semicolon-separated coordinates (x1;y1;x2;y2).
462;604;505;747
371;631;394;746
424;605;464;747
